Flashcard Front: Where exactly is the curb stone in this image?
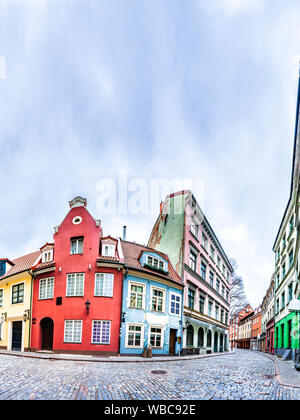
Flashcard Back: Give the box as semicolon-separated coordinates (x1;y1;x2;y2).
254;350;300;389
0;349;236;364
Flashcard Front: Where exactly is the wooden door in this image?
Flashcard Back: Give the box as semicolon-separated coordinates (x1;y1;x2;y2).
169;329;177;355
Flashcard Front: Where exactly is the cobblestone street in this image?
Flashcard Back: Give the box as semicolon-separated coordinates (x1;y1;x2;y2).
0;349;299;400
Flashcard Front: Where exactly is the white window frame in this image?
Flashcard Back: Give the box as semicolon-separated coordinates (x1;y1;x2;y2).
125;323;144;349
66;273;85;297
169;292;181;317
146;255;167;271
94;273;114;297
42;250;53;263
190;218;199;238
102;244;115;257
39;277;54;300
128;281;146;309
151;286;166;313
70;237;84;255
64;320;83;343
148;325;164;349
91;320;111;345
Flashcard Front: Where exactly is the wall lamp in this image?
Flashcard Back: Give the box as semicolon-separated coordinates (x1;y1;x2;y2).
122;312;127;323
85;300;91;315
23;309;30;322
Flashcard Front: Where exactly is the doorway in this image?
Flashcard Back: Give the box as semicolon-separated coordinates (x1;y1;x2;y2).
169;329;177;355
214;332;219;353
12;321;23;351
40;318;54;351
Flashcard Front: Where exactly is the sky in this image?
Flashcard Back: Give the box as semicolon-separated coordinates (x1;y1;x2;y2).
0;0;300;307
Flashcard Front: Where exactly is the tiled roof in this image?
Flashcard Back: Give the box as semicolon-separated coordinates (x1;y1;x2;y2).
33;261;55;272
120;240;183;286
0;251;41;281
97;256;121;263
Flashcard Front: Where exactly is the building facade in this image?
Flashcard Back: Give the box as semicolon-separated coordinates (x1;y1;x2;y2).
119;241;184;356
229;304;253;350
148;191;232;355
238;310;254;349
273;72;300;360
260;274;275;354
30;197;124;355
0;253;40;352
250;308;261;351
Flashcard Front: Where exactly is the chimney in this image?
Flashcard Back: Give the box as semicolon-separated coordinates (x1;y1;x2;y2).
123;226;127;241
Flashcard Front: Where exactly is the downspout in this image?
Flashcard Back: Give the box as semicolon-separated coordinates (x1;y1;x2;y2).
118;265;128;356
28;269;34;352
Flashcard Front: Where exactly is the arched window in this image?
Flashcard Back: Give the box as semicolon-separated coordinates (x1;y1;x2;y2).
198;328;204;348
207;330;212;347
187;325;194;347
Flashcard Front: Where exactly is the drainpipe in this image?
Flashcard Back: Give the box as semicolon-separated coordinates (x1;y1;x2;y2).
118;265;128;356
28;269;34;352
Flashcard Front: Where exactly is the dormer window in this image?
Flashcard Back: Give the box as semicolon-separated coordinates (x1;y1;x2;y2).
146;255;167;272
102;244;115;257
70;237;84;255
42;250;53;263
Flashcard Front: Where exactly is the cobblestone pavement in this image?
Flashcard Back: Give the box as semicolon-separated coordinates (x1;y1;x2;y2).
0;349;300;400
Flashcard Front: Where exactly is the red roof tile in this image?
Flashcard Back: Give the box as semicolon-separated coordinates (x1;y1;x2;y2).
120;240;183;286
0;251;41;280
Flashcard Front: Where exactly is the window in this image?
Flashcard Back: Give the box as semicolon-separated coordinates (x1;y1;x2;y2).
226;289;229;302
66;273;84;296
129;283;145;309
207;330;212;347
64;320;82;343
221;309;224;323
289;250;294;268
281;292;285;309
222;265;225;276
208;301;213;317
95;273;114;297
149;327;163;348
217;256;221;269
42;250;53;263
170;293;181;316
188;289;195;309
70;237;83;255
199;295;205;313
222;284;225;297
201;262;206;280
209;271;214;287
147;255;166;271
276;299;279;313
102;244;115;257
151;288;165;312
282;263;286;279
201;234;207;250
225;312;228;326
39;277;54;300
282;235;286;248
189;249;197;271
288;283;293;303
216;278;220;293
92;320;111;344
210;246;215;261
0;289;3;307
126;324;143;348
12;283;24;304
289;216;294;234
190;218;198;238
215;305;219;320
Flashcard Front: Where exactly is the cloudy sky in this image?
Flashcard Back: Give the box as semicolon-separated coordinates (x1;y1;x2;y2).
0;0;299;307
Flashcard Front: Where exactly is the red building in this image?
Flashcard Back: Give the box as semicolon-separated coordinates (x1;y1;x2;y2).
229;304;253;349
30;196;124;355
250;308;261;351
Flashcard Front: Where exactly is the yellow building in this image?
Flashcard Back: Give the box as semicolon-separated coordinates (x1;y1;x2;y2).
0;251;40;352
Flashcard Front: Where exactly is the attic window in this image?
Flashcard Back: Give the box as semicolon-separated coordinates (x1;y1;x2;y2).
102;244;115;258
72;216;82;225
146;256;167;272
42;250;53;263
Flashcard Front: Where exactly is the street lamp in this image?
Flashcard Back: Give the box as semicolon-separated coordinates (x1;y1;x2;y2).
85;300;91;315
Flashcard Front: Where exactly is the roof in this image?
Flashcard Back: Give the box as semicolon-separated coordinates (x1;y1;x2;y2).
120;240;183;287
0;251;41;281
